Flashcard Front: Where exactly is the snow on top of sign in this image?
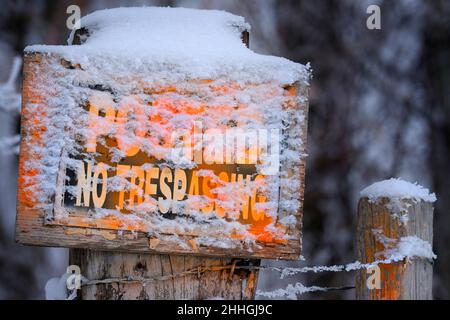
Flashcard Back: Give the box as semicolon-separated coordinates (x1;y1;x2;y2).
360;178;436;223
26;7;310;86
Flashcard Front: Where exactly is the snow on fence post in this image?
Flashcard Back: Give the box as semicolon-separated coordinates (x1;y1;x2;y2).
356;179;437;300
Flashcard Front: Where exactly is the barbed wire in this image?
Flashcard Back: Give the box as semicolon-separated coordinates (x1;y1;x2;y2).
63;253;432;300
80;254;411;288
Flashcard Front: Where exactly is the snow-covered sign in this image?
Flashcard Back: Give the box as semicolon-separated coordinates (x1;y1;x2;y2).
16;8;310;259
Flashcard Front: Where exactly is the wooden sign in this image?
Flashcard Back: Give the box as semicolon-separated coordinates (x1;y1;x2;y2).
16;48;309;260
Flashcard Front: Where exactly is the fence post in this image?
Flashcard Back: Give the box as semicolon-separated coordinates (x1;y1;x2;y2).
356;196;434;300
69;249;260;300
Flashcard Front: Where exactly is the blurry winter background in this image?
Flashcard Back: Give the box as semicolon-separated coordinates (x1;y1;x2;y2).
1;0;449;299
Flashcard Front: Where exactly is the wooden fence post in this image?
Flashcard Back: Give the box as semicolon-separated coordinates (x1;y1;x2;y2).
356;197;434;300
69;249;260;300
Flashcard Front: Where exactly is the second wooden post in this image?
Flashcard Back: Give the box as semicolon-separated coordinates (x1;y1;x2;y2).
356;180;436;300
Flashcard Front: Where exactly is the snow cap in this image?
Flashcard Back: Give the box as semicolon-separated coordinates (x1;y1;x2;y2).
25;7;310;85
360;178;437;203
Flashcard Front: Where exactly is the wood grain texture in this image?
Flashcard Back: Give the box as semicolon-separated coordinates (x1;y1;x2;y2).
356;197;434;300
70;249;260;300
16;51;309;260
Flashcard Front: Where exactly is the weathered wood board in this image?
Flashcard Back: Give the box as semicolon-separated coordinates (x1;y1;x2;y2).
16;51;309;260
70;249;260;300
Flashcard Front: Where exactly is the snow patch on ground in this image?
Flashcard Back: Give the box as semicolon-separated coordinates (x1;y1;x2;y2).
45;273;70;300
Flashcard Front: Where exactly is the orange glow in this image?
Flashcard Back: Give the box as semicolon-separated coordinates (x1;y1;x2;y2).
22;80;295;245
82;83;291;242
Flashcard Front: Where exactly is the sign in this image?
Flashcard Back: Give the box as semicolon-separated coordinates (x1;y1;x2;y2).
16;52;309;260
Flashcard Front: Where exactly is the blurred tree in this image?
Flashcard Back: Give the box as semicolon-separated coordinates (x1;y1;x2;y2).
423;0;450;299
